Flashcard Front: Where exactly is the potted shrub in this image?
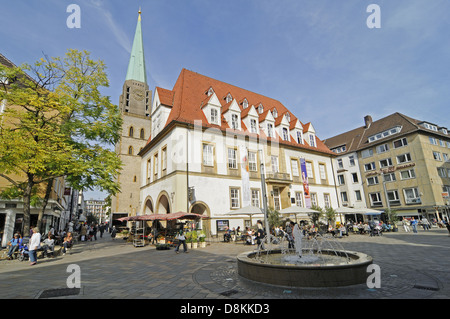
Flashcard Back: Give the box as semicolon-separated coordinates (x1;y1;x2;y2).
198;230;206;248
185;233;192;248
191;231;198;249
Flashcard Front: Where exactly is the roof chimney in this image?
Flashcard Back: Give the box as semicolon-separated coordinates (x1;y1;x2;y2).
364;115;372;128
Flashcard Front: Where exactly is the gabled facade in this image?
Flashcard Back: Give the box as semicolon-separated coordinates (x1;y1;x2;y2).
138;68;339;234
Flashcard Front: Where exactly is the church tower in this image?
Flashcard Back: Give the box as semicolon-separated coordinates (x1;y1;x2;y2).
111;9;151;218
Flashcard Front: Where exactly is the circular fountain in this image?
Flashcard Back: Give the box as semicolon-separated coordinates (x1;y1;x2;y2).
237;229;373;287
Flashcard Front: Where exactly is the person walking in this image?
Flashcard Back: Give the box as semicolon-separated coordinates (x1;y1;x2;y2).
111;226;117;240
410;217;418;233
174;229;188;253
99;223;105;238
402;217;410;232
29;227;41;266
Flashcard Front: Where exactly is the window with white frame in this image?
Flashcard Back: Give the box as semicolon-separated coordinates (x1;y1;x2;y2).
355;190;362;201
295;192;303;207
379;158;393;168
309;134;316;147
383;172;396;182
361;149;373;158
364;162;376;171
251;189;260;207
271;156;279;173
337;159;343;169
367;176;379;185
291;159;299;177
228;148;237;169
272;108;278;118
369;193;382;207
230;188;240;208
282;127;289;141
258;104;264;114
296;131;303;144
443;153;449;162
324;194;331;208
349;155;355;166
250;119;257;133
352;173;359;183
248;151;257;171
400;169;416;180
338;175;345;185
393;137;408;148
403;187;421;204
231;113;239;129
306;161;313;179
340;191;348;203
203;144;214;166
433;151;442;161
267;123;274;137
429;137;438;145
376;143;389;154
396;153;412;164
319;164;327;180
210;108;219;124
387;190;401;206
311;193;318;206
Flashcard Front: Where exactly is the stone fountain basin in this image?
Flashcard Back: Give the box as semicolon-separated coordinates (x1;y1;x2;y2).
237;249;373;288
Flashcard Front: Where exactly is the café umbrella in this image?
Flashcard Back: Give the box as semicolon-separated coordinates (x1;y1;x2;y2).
221;205;264;226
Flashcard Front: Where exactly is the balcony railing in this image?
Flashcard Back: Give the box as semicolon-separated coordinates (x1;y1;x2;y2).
265;172;292;183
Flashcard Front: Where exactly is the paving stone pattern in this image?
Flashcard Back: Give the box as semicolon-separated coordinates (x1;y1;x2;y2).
0;228;449;299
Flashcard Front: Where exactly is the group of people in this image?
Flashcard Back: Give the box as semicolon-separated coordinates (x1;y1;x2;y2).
3;226;74;266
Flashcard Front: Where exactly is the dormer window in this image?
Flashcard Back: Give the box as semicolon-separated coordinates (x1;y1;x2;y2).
272;108;278;119
206;87;214;96
225;93;233;103
258;104;264;114
296;131;303;144
285;113;290;122
267;123;274;137
242;99;248;109
309;134;316;147
282;127;289;141
231;114;239;129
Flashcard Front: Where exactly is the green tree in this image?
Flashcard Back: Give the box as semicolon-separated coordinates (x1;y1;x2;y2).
0;49;122;236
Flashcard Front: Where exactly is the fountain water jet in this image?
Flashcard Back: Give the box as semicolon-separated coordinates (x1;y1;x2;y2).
237;230;373;287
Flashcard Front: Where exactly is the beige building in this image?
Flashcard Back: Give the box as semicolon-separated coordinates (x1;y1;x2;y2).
324;113;450;222
0;53;68;246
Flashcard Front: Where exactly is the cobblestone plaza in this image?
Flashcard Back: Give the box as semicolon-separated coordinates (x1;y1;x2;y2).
1;228;449;300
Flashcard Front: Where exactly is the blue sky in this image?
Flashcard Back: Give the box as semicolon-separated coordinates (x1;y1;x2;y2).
2;0;449;199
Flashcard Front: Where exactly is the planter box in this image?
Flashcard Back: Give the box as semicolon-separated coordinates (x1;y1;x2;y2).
192;242;198;249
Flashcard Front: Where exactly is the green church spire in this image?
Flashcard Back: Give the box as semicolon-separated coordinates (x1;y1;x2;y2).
126;9;147;84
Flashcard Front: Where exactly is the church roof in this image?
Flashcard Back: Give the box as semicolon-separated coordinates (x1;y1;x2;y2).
125;10;147;84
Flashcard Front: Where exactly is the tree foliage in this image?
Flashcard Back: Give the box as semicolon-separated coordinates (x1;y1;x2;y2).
0;49;122;235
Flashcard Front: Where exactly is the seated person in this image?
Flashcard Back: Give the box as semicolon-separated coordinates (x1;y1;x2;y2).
62;232;73;255
6;233;22;259
42;234;55;257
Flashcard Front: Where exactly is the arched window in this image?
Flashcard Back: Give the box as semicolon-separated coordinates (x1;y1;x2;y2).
140;128;145;139
129;126;134;137
128;146;133;155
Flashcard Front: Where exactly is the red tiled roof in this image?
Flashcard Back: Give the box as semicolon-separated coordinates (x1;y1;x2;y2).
152;69;334;155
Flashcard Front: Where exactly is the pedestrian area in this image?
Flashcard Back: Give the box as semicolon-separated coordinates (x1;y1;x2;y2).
0;229;449;299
